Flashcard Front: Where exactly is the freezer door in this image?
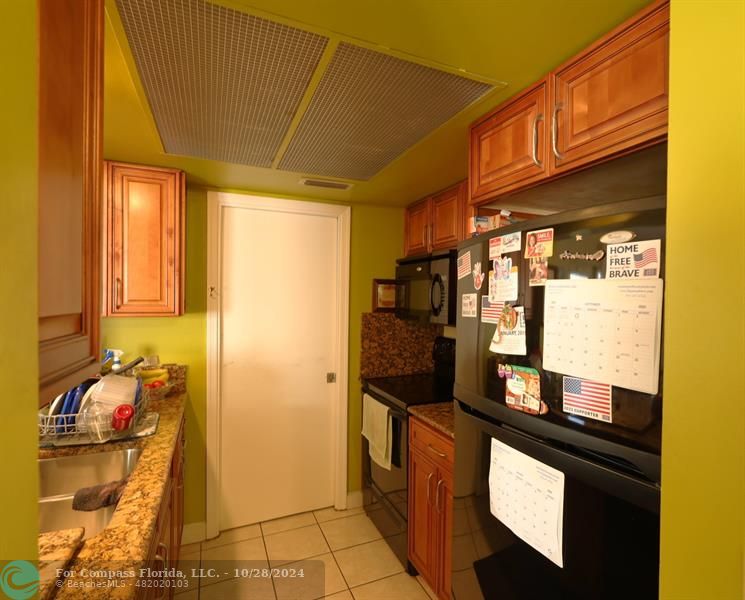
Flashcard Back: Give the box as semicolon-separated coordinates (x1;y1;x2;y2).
452;401;659;600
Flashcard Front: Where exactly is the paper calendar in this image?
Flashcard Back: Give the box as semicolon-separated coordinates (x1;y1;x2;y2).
543;279;663;395
489;438;565;567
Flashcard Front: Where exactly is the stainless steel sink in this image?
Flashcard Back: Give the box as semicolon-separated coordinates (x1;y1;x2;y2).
39;448;142;539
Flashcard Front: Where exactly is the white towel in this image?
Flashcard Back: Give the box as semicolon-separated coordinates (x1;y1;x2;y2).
361;393;392;470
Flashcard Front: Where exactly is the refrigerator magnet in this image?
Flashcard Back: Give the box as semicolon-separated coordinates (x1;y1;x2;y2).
505;366;547;415
489;231;522;259
606;239;661;279
525;228;554;259
457;251;472;280
562;377;613;423
461;293;478;318
481;296;503;324
529;256;548;286
491;258;518;302
472;262;485;290
489;305;526;355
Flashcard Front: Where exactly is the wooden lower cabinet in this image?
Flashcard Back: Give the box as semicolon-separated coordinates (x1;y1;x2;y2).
409;447;438;583
409;416;454;600
436;470;453;599
141;418;185;599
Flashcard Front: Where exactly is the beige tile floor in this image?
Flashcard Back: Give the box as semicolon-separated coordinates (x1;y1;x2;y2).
177;507;438;599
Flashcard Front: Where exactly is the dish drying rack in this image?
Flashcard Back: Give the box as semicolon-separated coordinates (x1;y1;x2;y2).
38;388;158;448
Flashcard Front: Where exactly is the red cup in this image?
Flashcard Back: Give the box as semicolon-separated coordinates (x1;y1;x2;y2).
112;404;135;431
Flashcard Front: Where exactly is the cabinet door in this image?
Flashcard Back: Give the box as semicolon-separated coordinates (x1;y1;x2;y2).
436;469;453;600
38;0;103;403
404;198;431;256
145;478;173;600
431;182;465;250
550;1;669;174
469;78;548;204
104;162;185;316
171;420;185;561
408;447;437;583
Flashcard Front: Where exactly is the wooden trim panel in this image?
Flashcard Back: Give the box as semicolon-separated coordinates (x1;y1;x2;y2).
38;0;104;405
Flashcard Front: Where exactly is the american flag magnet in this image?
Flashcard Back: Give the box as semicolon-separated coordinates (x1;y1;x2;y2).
562;376;613;423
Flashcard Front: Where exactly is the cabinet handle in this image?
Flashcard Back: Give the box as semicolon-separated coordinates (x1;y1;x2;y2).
116;277;123;309
435;479;444;513
531;113;544;167
157;542;169;568
427;443;447;459
156;542;169;599
426;472;434;505
551;103;564;160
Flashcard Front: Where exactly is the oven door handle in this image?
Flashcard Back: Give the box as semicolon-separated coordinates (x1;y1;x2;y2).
363;391;408;419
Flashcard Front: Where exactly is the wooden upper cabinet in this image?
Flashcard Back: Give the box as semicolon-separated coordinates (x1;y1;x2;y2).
404;181;466;257
103;162;185;316
550;1;669;174
404;198;431;257
38;0;104;403
431;181;466;251
469;78;549;204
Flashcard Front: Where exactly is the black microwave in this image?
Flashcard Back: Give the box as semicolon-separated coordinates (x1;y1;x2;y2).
395;251;456;325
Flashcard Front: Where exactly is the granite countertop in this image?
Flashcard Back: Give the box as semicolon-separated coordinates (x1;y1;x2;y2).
408;402;455;439
38;528;85;600
40;393;186;599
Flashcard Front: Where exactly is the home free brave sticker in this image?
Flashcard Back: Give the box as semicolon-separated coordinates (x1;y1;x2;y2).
605;240;661;279
461;293;478;318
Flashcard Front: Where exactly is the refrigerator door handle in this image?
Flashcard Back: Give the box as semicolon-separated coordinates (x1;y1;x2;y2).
460;404;660;514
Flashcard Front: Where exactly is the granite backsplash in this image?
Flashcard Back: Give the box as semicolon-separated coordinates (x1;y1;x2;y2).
360;313;443;379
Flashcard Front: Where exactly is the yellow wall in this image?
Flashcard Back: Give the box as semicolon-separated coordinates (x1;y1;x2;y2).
0;2;39;560
660;1;745;598
347;204;405;490
101;193;403;523
101;188;208;524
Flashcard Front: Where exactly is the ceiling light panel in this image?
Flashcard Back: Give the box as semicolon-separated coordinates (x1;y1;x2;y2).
116;0;328;167
279;43;494;180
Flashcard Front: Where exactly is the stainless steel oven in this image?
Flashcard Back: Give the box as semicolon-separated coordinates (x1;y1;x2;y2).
361;337;456;572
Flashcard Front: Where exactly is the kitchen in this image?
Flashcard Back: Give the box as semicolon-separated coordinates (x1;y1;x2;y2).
1;1;743;599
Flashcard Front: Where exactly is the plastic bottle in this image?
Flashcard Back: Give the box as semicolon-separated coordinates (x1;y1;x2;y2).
104;349;125;372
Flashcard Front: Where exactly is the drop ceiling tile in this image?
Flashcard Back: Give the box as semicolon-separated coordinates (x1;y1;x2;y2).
279;42;494;180
116;0;328;167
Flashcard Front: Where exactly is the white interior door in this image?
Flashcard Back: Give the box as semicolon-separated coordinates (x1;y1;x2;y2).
218;203;340;530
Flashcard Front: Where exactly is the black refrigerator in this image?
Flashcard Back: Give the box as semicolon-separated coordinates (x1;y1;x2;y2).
452;197;664;600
